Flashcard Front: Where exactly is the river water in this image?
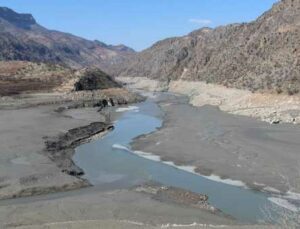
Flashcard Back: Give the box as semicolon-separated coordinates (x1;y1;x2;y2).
73;93;295;224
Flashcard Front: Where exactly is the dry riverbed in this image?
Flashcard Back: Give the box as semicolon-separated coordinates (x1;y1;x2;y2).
0;91;244;228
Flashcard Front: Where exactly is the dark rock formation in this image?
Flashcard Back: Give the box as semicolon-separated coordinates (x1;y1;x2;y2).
74;69;121;91
45;122;111;177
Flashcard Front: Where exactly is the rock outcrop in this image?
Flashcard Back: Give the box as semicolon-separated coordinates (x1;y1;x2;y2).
116;0;300;95
74;69;121;91
45;122;111;177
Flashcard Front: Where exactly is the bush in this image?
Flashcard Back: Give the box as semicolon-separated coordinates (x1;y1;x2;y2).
287;85;299;95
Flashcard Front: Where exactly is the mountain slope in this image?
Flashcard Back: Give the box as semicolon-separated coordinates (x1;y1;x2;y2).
117;0;300;94
0;7;135;74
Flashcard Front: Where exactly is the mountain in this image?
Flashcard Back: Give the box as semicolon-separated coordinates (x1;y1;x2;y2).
0;7;135;74
116;0;300;94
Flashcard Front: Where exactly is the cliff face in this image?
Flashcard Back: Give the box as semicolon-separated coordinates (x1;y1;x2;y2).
0;7;135;74
117;0;300;94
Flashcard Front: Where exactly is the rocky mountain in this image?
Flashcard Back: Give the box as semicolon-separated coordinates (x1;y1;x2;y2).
0;7;135;74
117;0;300;94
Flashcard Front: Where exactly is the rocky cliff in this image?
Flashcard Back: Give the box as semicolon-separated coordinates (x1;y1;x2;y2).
0;7;135;74
117;0;300;94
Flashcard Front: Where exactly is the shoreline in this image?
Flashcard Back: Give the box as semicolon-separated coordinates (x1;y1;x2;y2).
116;77;300;125
113;143;247;188
116;143;300;212
44;121;113;178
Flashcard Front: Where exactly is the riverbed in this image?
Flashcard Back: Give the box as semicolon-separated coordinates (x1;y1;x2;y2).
73;92;300;224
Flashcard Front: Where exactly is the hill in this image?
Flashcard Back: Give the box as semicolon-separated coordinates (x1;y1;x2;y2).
0;7;135;74
116;0;300;94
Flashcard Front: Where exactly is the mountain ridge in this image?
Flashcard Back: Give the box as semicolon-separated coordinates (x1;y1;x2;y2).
0;7;36;29
0;7;135;74
116;0;300;94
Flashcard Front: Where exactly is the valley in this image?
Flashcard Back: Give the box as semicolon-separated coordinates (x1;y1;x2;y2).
0;0;299;228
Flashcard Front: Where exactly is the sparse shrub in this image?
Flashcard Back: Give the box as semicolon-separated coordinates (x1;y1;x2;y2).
287;85;299;95
276;87;283;94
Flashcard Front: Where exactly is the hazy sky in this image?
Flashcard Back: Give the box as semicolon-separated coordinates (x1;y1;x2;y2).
0;0;278;51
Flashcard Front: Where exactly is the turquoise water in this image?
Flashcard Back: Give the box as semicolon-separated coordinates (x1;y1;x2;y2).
73;98;277;223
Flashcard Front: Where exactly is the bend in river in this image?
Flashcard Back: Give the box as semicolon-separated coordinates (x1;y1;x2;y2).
73;92;299;224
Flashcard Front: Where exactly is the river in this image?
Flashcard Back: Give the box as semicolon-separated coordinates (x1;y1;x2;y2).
73;92;297;224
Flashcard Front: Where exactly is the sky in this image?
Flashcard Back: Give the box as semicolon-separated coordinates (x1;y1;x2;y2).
0;0;278;51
